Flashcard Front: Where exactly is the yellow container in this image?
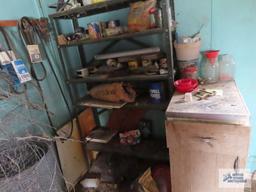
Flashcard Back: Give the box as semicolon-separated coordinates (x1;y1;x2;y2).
92;0;105;3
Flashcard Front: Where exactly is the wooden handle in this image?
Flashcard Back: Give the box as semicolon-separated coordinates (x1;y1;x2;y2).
0;20;18;27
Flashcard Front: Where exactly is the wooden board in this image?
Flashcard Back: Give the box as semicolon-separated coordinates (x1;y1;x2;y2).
166;120;250;157
78;108;96;138
87;136;169;161
79;98;126;109
56;119;88;190
0;20;18;27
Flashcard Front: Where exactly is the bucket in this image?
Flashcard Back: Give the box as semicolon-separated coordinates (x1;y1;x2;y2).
174;40;201;61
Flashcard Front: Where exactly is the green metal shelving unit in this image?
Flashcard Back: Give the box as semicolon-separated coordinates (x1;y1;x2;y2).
49;0;175;165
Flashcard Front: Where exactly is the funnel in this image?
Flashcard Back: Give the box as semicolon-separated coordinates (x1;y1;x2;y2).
205;50;220;64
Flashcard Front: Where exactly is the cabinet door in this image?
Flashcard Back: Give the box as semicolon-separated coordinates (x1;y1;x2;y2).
166;120;250;192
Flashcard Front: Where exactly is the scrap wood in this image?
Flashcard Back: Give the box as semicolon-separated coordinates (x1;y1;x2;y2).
107;109;145;132
138;168;159;192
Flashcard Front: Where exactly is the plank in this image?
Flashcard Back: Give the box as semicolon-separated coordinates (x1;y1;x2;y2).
49;0;156;19
86;136;169;161
0;20;18;27
59;28;164;47
68;74;169;84
56;119;88;189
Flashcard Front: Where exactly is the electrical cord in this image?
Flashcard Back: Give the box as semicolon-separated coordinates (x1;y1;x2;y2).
17;18;57;135
0;26;58;137
18;17;74;138
24;83;57;136
38;29;74;139
18;18;47;82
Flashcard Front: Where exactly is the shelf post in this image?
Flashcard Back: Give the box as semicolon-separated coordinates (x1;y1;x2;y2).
161;0;175;97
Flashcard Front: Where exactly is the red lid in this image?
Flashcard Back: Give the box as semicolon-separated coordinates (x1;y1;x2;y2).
205;50;220;59
204;50;220;64
183;66;198;73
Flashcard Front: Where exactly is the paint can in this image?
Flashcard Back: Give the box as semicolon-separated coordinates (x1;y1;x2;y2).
149;82;164;103
88;22;102;40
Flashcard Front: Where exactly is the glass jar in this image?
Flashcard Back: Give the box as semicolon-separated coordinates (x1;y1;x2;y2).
201;50;220;84
181;66;198;79
219;54;235;81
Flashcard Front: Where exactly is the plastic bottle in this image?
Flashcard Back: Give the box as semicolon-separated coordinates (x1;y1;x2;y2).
219;54;235;81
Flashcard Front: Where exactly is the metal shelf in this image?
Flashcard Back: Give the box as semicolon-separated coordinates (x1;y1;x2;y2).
77;97;169;110
68;74;169;84
50;0;149;19
125;97;168;110
50;0;175;163
59;28;164;47
86;136;169;161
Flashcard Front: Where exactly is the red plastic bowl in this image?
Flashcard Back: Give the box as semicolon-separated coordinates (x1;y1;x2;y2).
174;79;198;93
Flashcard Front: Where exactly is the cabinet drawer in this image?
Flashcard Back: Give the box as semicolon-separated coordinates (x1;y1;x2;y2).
166;120;250;157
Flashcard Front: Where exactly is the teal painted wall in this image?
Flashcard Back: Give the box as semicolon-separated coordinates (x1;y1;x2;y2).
0;0;73;136
175;0;256;171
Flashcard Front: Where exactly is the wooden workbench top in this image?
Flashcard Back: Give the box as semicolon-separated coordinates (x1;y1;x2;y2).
166;81;250;126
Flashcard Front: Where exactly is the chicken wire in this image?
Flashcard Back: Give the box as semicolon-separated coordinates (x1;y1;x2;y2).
0;139;66;192
0;69;68;191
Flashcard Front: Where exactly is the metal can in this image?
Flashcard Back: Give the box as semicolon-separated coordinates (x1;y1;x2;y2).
107;20;120;29
87;22;102;40
105;27;122;37
128;60;139;70
100;21;108;37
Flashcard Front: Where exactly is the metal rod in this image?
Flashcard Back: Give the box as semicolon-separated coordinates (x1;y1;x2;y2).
72;18;87;68
87;40;119;66
161;0;175;97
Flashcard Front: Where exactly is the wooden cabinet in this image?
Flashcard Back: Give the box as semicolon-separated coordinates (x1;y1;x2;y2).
166;81;250;192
